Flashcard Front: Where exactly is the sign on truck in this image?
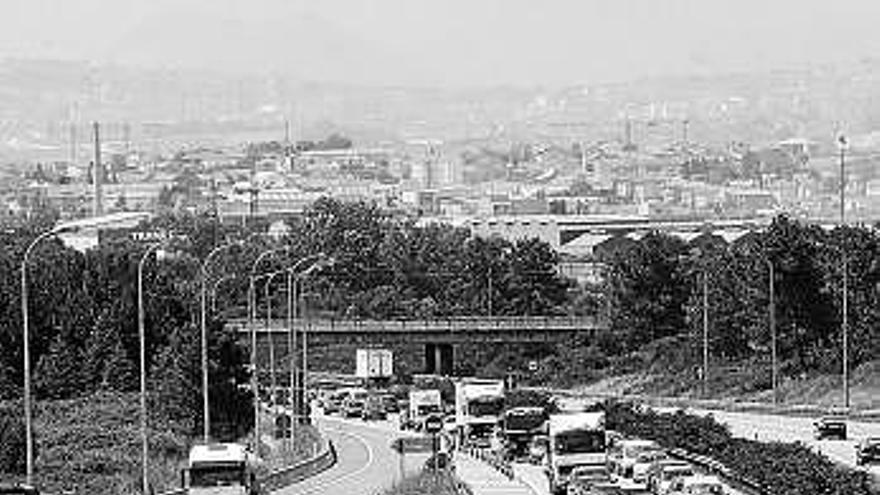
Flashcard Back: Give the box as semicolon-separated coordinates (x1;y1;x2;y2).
355;348;393;378
406;389;443;431
455;378;505;448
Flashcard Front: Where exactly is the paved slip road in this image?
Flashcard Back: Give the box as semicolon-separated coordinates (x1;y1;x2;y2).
272;411;429;495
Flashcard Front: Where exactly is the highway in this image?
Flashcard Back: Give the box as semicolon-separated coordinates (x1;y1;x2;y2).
556;395;880;481
687;407;880;478
273;410;429;495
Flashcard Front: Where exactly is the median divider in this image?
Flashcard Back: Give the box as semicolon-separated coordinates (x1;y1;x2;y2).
667;447;765;495
464;446;515;481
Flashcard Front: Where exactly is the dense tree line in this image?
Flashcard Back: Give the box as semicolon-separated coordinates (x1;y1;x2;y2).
0;197;574;455
600;215;880;381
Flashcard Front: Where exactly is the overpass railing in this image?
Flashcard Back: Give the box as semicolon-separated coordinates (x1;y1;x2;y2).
227;316;601;333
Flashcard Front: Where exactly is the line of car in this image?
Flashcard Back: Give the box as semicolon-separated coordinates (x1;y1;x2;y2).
563;436;726;495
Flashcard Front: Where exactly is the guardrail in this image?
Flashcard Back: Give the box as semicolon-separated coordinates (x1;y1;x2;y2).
543;388;880;422
228;316;601;334
667;447;765;495
157;437;336;495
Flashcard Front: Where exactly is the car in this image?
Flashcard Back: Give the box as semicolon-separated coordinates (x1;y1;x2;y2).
343;398;366;418
528;435;549;464
667;474;725;494
647;461;695;495
814;416;847;440
856;437;880;465
566;465;614;495
362;395;388;421
631;449;668;484
424;451;455;472
608;439;662;479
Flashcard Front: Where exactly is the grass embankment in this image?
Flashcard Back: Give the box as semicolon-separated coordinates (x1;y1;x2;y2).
381;471;469;495
575;360;880;410
1;392;319;494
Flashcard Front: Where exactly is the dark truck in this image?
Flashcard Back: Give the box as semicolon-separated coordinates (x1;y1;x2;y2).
502;406;548;461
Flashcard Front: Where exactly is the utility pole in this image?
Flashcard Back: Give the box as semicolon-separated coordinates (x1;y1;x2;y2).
92;122;103;217
768;259;778;405
702;269;709;398
838;134;849;410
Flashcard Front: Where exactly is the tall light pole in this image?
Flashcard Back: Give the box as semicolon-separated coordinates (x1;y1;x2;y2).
200;241;244;443
702;268;709;398
838;134;850;410
295;257;333;425
264;271;286;415
767;259;778;405
137;242;169;495
248;247;292;452
20;222;80;485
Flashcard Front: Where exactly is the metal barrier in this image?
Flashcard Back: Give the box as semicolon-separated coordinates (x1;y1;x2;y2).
668;447;765;495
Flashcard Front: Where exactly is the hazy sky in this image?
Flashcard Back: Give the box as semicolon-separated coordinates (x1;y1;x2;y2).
2;0;880;87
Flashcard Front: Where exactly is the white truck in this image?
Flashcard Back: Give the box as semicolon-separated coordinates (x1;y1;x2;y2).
404;389;443;430
545;412;607;495
182;443;261;495
454;378;505;448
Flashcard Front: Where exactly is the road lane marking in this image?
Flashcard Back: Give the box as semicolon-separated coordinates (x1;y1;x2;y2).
289;422;376;495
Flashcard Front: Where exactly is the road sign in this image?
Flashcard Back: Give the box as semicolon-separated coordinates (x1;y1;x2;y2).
424;414;443;434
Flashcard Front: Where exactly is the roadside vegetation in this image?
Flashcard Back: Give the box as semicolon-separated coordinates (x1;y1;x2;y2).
594;400;878;495
381;470;470;495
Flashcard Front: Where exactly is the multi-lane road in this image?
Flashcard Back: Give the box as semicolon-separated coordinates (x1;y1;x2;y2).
273;412;429;495
278;396;879;495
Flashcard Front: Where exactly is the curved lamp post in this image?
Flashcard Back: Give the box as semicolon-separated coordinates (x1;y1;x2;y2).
199;241;245;443
137;242;169;495
20;221;85;485
294;256;334;428
247;246;293;452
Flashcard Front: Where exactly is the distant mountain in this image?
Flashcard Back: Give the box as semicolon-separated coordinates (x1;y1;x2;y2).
101;4;439;86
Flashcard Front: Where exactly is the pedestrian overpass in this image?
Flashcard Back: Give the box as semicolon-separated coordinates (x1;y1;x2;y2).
228;316;604;375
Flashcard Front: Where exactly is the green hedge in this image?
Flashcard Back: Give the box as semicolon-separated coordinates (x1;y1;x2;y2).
596;401;877;495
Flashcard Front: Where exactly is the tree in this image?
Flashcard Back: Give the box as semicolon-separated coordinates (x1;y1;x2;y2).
34;334;84;400
602;232;691;352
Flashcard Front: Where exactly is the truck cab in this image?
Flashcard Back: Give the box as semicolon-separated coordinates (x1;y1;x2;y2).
545;412;606;495
455;378;505;448
502;406;548;461
183;443;261;495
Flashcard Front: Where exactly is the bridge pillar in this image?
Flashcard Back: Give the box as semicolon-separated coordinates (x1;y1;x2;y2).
424;343;453;376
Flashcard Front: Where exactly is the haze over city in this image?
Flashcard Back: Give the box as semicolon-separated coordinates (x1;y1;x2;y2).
3;0;880;87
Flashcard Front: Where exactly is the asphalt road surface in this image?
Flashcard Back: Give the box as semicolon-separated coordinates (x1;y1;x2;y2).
272;412;428;495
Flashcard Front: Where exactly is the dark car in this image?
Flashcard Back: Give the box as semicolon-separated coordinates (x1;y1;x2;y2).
857;437;880;465
814;416;847;440
0;484;39;495
424;451;454;472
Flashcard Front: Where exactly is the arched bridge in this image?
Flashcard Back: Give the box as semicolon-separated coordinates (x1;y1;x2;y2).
228;316;605;375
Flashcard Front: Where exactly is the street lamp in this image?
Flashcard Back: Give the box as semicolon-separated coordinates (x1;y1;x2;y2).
200;241;245;443
838;133;850;410
20;221;83;485
766;258;778;405
248;246;293;452
137;242;172;495
295;257;334;425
